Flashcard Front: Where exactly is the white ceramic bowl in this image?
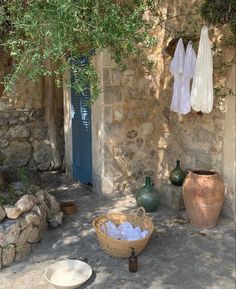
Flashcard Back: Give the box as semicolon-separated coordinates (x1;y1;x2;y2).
44;259;92;289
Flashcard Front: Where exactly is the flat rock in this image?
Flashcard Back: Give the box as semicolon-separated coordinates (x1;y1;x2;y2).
15;195;37;213
4;205;22;219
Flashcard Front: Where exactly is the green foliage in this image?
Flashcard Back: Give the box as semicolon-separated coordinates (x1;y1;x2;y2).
6;183;18;205
17;167;29;188
201;0;236;35
0;0;156;101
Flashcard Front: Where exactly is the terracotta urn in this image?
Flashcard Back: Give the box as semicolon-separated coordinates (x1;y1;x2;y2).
183;170;225;229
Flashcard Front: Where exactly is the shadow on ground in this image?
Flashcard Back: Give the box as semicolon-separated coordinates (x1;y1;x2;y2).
0;172;235;289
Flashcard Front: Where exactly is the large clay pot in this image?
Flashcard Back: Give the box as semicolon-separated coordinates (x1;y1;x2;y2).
183;170;225;229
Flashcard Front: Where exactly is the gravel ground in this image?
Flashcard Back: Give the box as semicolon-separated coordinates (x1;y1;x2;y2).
0;172;235;289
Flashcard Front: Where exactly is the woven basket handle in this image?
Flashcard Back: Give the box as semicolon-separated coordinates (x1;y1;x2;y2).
136;207;146;218
134;207;146;226
101;218;109;235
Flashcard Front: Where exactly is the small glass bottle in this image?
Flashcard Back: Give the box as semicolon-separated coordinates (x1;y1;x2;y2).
129;247;138;273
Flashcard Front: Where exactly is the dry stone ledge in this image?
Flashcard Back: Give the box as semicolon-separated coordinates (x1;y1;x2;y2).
0;189;63;269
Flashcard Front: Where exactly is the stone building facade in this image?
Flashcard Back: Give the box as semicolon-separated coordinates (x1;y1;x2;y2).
1;0;235;219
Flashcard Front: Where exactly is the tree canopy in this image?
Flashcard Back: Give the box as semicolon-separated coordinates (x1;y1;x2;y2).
0;0;156;100
0;0;235;101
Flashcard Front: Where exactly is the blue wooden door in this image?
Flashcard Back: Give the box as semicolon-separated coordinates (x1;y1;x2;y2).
71;57;92;185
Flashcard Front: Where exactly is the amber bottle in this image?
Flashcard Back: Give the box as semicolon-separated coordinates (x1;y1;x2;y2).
129;247;138;273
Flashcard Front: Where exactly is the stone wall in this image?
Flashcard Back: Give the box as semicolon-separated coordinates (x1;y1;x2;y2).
88;0;235;218
100;53;225;191
0;78;64;171
0;190;63;269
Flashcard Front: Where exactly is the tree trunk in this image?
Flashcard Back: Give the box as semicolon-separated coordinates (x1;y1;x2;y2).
43;60;62;169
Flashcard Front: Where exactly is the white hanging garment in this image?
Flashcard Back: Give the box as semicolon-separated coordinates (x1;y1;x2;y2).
179;41;196;114
170;38;185;113
190;25;213;113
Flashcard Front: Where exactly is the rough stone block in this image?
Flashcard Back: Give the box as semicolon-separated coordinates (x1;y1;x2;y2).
15;194;37;213
104;87;122;105
16;224;33;246
158;183;185;211
8;125;30;138
15;242;31;262
139;122;154;136
0;219;21;247
49;211;63;228
4;205;22;219
2;244;15;267
3;141;32;168
24;212;41;226
27;226;41;243
113;108;124;122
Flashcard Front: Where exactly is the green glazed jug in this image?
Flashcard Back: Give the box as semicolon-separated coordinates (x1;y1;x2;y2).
136;176;160;212
169;160;186;186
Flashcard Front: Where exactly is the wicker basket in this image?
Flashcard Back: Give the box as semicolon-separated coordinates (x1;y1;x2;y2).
92;207;154;258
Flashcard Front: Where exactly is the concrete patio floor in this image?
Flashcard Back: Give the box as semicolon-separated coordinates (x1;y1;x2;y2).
0;173;235;289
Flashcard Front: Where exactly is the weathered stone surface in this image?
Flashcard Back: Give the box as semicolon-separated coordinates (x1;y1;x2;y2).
24;212;41;226
158;183;185;211
0;219;21;247
49;211;64;228
27;226;41;243
33;143;52;171
2;244;15;267
139;122;154;136
104;124;124;141
0;206;6;222
4;205;22;219
43;192;60;219
3;141;32;168
0;139;8;148
103;87;122;104
14;242;31;262
15;194;37;213
32;204;48;233
113;108;124;122
8;125;30;138
31;127;47;140
16;224;33;246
